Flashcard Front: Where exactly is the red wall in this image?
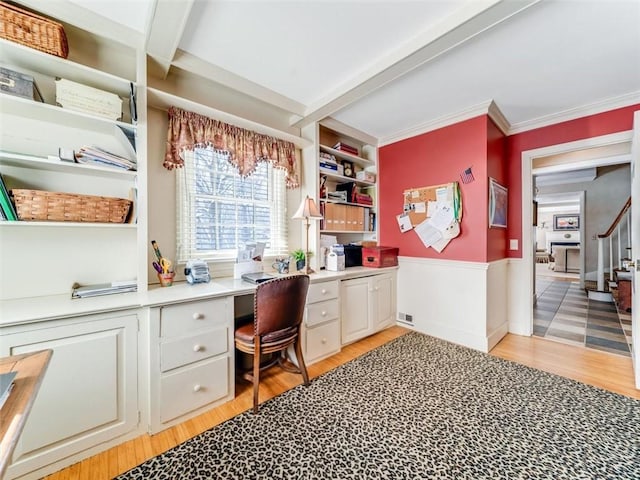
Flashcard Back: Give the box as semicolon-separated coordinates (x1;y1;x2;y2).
506;104;640;257
379;116;489;262
486;117;508;261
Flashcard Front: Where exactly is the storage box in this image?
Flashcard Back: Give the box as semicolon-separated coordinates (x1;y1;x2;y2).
343;244;363;267
0;67;42;101
0;2;69;58
356;170;376;183
55;78;122;121
362;246;399;268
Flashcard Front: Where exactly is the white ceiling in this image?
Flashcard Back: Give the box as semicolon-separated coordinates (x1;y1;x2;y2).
29;0;640;145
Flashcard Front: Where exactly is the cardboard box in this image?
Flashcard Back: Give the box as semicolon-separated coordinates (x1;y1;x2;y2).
0;67;42;101
55;78;122;120
356;170;376;183
362;246;399;268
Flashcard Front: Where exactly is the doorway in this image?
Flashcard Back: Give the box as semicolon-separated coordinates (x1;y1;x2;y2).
519;132;633;356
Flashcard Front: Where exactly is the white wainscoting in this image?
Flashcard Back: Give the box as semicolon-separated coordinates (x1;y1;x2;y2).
396;256;509;352
507;257;532;337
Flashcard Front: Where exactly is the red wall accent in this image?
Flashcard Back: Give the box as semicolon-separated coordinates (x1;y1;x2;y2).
379;116;489;262
486;117;508;261
506;104;640;258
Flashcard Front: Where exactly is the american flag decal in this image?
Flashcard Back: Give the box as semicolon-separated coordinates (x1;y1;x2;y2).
460;167;475;184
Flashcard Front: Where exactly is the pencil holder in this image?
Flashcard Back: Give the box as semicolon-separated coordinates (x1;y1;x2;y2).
158;272;175;287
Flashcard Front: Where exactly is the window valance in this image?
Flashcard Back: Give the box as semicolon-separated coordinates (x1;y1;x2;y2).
164;106;300;188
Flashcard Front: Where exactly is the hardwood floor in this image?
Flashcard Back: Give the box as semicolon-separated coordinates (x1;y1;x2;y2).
44;326;638;480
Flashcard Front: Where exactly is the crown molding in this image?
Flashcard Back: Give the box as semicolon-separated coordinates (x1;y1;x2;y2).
380;100;501;146
508;91;640;135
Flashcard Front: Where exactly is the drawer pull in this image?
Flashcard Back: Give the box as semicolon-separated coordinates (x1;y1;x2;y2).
193;313;205;320
193;344;204;352
193;384;202;392
321;338;327;344
321;311;327;316
321;289;327;294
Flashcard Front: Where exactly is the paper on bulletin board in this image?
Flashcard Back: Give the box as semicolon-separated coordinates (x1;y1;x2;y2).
404;182;462;253
403;182;461;227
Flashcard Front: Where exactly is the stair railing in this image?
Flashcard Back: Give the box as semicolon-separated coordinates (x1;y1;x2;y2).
596;197;631;291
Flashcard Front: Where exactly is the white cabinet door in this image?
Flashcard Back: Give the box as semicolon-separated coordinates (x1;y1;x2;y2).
341;277;372;344
3;312;138;480
372;273;396;330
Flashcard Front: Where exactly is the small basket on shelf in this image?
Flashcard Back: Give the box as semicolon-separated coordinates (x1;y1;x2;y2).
0;1;69;58
10;189;132;223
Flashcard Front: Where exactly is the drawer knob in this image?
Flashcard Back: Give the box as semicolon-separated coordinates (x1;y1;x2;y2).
321;310;327;316
193;384;202;392
321;338;327;344
321;289;327;294
193;344;204;352
193;313;205;320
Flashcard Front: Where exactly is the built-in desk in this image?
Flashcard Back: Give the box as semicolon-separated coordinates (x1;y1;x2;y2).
0;350;52;479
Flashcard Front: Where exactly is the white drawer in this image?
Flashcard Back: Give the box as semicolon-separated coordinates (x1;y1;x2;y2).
307;280;339;304
160;297;229;338
160;355;230;423
305;319;340;363
305;299;339;328
160;327;229;372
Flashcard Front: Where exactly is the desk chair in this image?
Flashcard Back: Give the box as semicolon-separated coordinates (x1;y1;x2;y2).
234;275;310;413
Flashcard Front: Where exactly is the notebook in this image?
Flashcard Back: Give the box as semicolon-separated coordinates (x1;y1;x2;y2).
241;272;275;284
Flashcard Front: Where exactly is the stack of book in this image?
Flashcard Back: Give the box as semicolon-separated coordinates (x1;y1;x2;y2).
0;173;18;221
320;154;344;176
333;142;359;156
76;146;137;171
355;193;373;205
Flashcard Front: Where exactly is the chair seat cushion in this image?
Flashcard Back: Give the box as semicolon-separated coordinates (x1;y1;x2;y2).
235;323;298;346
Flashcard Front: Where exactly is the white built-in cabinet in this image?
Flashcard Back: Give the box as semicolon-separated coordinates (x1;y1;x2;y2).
0;31;144;301
300;119;378;271
0;311;139;480
341;272;397;345
147;297;235;434
301;279;341;364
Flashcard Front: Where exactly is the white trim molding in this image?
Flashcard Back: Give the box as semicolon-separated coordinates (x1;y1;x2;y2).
396;256;508;352
510;91;640;135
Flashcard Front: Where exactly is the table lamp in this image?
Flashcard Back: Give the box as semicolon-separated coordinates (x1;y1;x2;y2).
292;195;323;274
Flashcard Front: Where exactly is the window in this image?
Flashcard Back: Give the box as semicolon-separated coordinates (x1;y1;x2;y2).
176;147;288;262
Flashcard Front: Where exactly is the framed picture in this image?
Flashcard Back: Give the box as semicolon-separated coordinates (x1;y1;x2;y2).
488;178;508;228
553;214;579;231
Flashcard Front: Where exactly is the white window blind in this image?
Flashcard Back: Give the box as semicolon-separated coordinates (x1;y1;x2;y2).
176;147;288;262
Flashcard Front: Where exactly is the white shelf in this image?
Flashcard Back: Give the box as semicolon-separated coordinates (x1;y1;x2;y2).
0;221;136;229
319;144;375;169
319;170;375;187
320;198;374;209
147;87;310;149
320;230;374;234
0;93;135;133
0;38;134;97
0;151;137;180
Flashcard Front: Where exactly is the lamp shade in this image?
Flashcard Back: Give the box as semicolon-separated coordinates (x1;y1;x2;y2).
292;195;323;219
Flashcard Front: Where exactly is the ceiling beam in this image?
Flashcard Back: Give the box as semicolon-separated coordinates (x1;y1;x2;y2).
146;0;195;79
171;50;307;117
291;0;541;129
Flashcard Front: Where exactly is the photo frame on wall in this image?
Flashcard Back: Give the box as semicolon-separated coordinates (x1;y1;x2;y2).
489;178;507;228
553;214;579;231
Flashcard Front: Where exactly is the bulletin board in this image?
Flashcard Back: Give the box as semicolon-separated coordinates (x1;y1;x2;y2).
399;181;462;253
403;182;462;226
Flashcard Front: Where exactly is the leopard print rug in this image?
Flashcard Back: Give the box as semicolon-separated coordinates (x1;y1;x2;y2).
117;332;640;479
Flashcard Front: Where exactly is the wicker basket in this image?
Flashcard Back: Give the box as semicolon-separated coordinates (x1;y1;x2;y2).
11;189;132;223
0;1;68;58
